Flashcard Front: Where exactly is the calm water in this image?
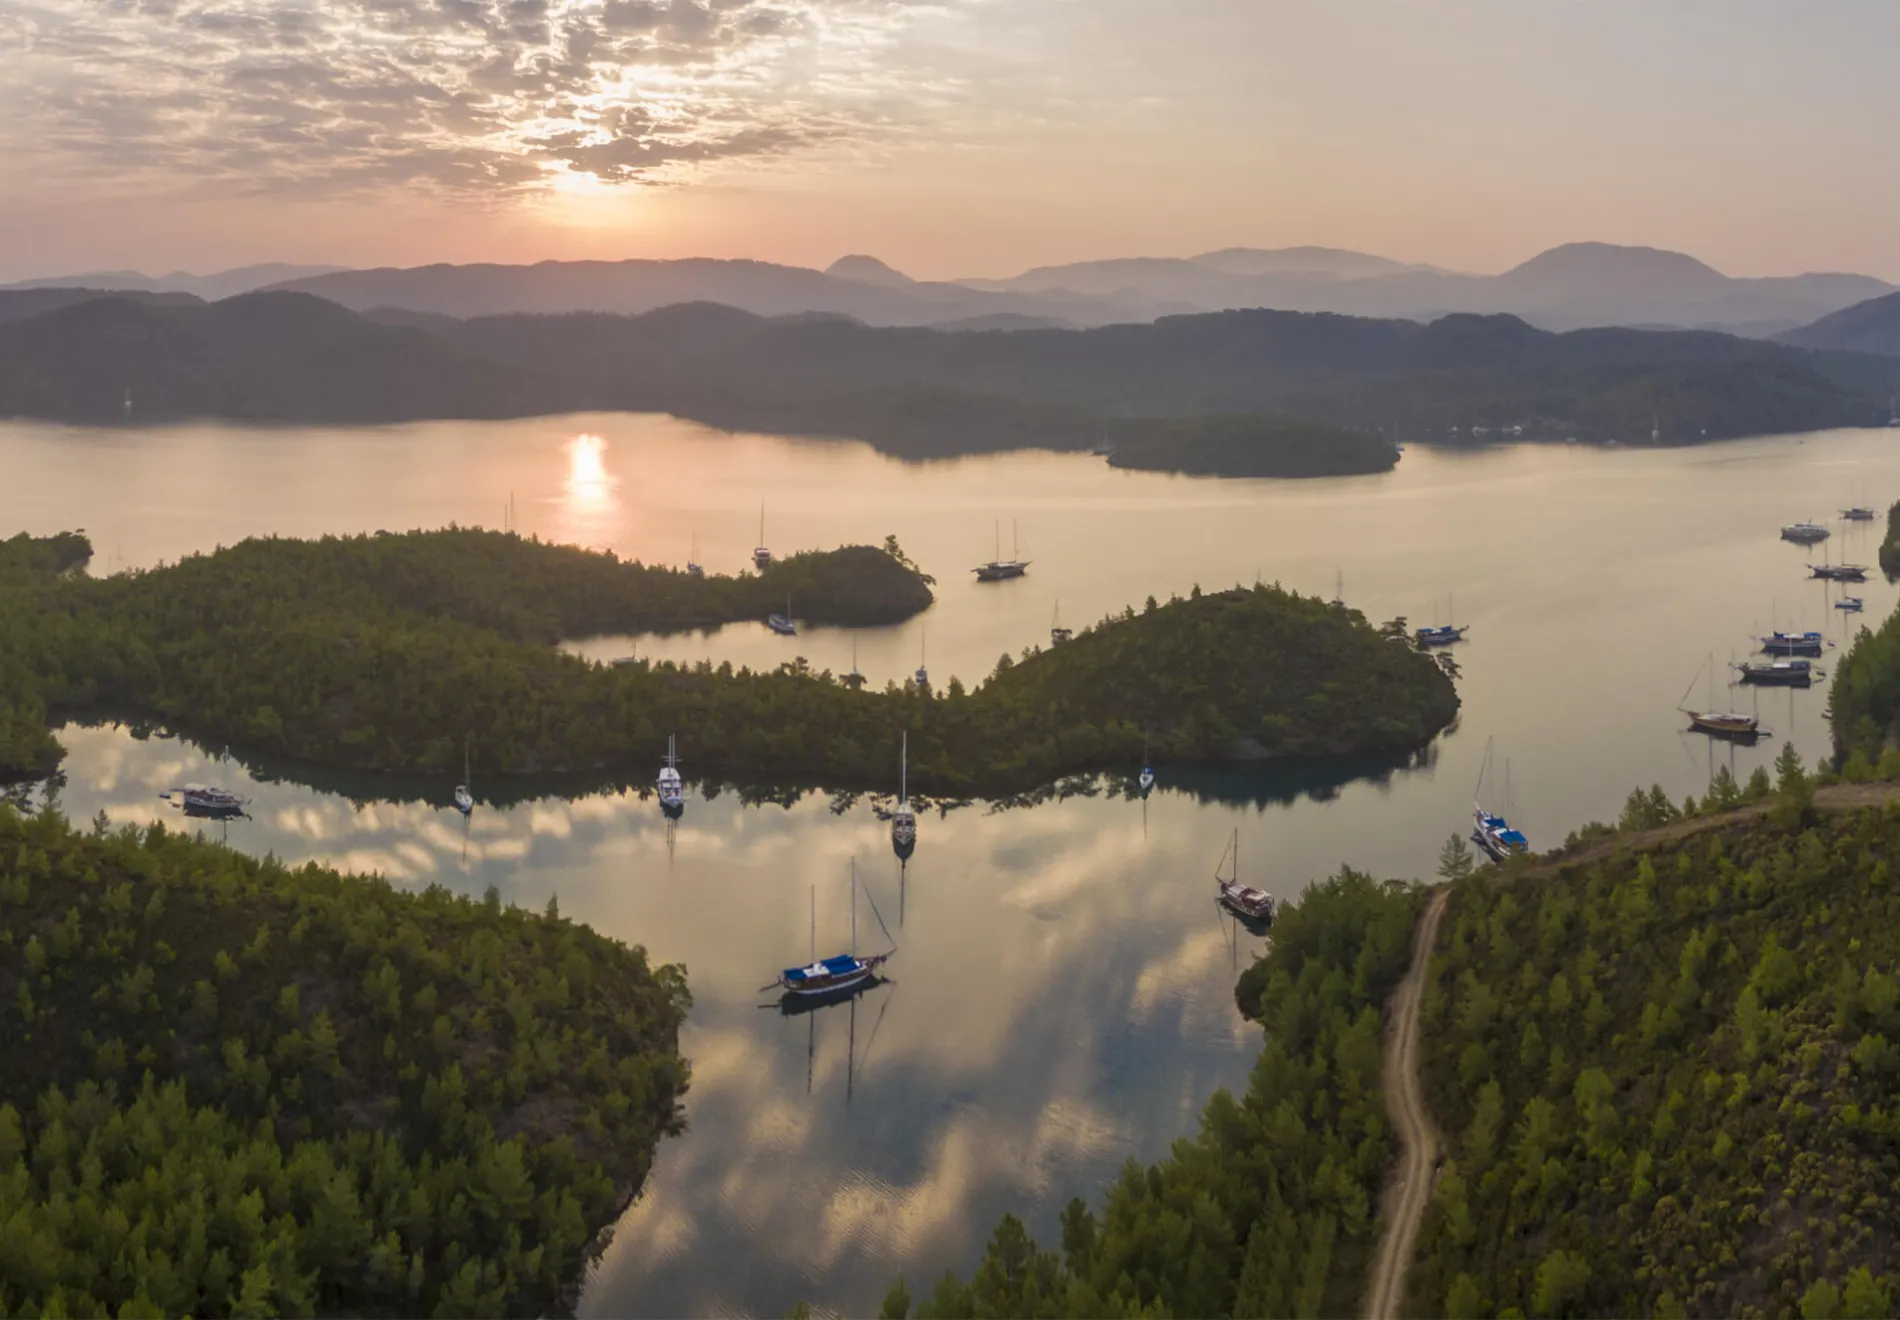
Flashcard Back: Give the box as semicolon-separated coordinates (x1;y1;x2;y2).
6;414;1898;1315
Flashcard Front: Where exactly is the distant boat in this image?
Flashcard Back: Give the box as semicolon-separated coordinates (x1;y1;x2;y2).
1811;563;1868;582
1329;569;1345;610
1472;741;1530;863
1138;764;1155;794
847;636;865;689
770;864;894;1000
973;519;1029;582
1758;630;1825;657
767;595;797;636
1735;658;1818;687
658;734;684;819
913;630;929;690
166;784;248;818
753;502;773;571
1214;830;1276;927
453;733;474;816
1679;655;1766;742
1843;507;1877;522
891;732;916;861
687;534;704;578
1415;595;1466;648
1837;596;1865;612
1781;521;1831;545
1050;600;1073;647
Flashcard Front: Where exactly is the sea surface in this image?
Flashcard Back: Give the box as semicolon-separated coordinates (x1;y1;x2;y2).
5;414;1896;1315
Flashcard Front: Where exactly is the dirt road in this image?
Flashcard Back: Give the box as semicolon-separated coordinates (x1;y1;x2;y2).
1364;885;1449;1320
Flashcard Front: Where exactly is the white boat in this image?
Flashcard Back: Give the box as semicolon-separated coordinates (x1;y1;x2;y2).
1781;521;1831;545
1138;765;1155;794
1471;740;1531;863
658;734;684;817
891;731;916;860
753;502;773;570
973;520;1029;582
453;734;474;816
767;595;797;636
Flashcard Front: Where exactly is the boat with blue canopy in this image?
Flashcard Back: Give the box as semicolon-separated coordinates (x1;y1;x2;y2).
1759;630;1825;657
769;863;895;1001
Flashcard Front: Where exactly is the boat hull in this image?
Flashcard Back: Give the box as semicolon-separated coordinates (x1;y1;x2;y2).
766;615;797;636
1415;626;1468;648
779;954;889;997
1812;567;1868;582
1687;712;1763;741
1736;665;1813;687
974;562;1029;582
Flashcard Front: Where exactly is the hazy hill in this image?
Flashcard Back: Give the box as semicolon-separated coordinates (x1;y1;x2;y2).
1780;290;1900;357
1;263;345;300
269;257;1146;327
0;292;581;423
0;288;201;324
960;241;1896;333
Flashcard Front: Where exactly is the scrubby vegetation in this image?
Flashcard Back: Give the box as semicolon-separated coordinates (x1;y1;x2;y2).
884;871;1421;1319
0;801;690;1316
0;531;1458;794
1409;776;1900;1318
1880;498;1900;580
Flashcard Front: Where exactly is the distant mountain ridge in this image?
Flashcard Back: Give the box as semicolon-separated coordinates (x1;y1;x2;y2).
12;242;1891;335
4;291;1898;468
1780;290;1900;357
0;264;345;301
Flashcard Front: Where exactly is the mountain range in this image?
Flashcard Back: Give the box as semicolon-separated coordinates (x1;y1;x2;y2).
7;243;1894;335
5;291;1898;472
1778;291;1900;358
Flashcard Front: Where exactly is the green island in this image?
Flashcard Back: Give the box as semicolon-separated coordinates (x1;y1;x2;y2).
0;529;1459;795
0;800;690;1317
1104;413;1399;479
875;871;1420;1320
1880;498;1900;580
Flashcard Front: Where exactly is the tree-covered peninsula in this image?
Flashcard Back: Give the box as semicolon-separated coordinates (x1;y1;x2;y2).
1409;784;1900;1318
0;801;690;1316
0;530;1458;795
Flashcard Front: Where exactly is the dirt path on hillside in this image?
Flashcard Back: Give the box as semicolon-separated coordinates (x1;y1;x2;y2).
1362;779;1900;1317
1364;886;1449;1320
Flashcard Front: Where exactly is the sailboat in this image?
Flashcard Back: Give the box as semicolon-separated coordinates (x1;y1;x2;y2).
891;732;916;860
753;502;773;571
1414;595;1468;648
769;863;895;999
1734;657;1817;687
913;631;929;690
1137;737;1155;795
657;734;685;818
767;595;797;636
453;734;474;816
687;534;705;578
1329;569;1345;609
1679;655;1766;741
1757;630;1826;657
1837;596;1865;612
846;636;866;689
1781;520;1831;545
1214;830;1276;926
1050;601;1073;646
1471;741;1530;863
973;519;1030;581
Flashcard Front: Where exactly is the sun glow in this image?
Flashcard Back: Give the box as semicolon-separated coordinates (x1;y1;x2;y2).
557;433;623;546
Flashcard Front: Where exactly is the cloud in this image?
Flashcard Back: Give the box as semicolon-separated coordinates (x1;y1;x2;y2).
0;0;952;199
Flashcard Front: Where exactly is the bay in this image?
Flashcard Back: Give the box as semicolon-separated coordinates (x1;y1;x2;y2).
5;413;1895;1314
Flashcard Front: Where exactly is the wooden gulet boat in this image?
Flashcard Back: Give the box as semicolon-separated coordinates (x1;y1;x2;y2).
1679;655;1767;742
1215;830;1277;926
768;863;896;1000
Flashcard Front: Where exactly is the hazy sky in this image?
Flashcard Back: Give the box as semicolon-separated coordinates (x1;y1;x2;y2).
5;0;1900;281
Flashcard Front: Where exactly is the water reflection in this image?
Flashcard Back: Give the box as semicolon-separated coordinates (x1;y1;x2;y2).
40;721;1282;1316
556;431;622;547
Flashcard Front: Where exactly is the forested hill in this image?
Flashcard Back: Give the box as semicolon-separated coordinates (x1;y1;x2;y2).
0;529;1458;793
1410;782;1900;1318
0;801;691;1316
5;292;1900;468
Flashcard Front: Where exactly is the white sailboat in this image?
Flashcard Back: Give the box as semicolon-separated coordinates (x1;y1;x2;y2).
452;734;474;816
1215;830;1276;925
657;734;685;817
891;732;916;860
767;595;797;636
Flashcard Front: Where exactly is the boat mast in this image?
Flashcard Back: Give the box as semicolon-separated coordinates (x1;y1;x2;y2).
809;885;816;964
851;861;858;957
899;731;908;805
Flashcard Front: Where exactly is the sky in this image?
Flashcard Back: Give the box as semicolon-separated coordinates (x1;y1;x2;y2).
4;0;1900;282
